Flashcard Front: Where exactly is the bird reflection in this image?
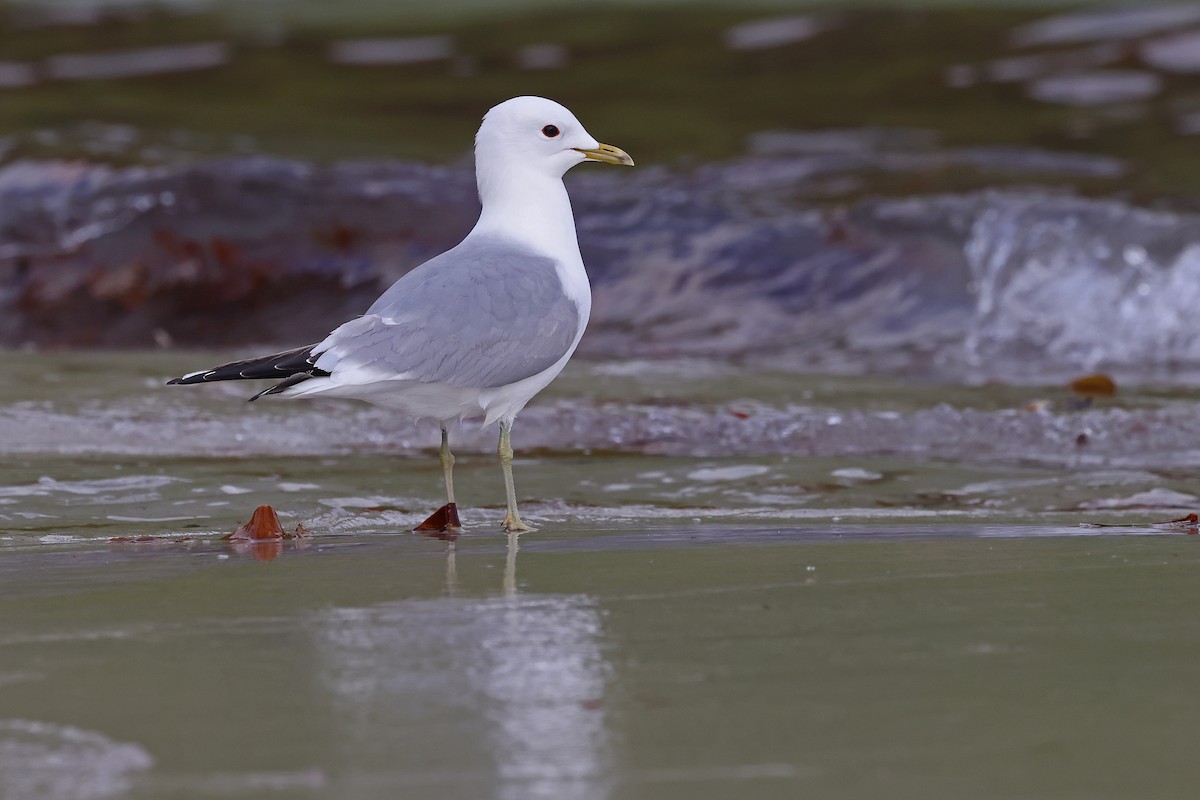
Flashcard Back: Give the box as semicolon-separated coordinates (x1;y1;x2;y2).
413;517;461;596
312;532;612;798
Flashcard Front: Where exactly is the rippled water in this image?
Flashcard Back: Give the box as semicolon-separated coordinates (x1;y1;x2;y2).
4;350;1200;544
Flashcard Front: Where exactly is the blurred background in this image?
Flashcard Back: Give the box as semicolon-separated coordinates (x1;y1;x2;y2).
5;0;1200;382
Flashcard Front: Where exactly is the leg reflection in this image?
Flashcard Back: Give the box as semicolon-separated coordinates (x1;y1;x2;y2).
503;532;519;598
313;532;612;799
445;542;458;598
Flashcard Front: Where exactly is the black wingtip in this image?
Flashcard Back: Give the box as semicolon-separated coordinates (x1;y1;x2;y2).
166;378;182;385
248;372;313;402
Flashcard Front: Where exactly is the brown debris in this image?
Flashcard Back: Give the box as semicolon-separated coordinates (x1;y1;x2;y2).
1081;512;1200;534
222;504;308;541
1152;513;1200;534
414;503;462;541
1068;373;1117;397
110;506;307;547
109;535;195;544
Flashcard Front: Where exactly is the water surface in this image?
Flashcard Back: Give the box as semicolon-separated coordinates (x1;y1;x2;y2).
2;351;1200;798
3;526;1199;799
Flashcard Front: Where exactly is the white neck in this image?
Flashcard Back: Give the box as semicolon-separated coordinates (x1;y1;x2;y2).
470;164;582;264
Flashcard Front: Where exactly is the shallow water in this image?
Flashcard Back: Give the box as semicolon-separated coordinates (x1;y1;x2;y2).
5;350;1200;540
3;351;1200;797
4;527;1200;799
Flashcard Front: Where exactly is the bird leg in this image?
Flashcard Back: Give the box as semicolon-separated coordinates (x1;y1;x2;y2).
415;426;461;533
440;426;457;506
498;420;534;533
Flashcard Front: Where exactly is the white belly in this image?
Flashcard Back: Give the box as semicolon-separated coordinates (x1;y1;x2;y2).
278;340;579;427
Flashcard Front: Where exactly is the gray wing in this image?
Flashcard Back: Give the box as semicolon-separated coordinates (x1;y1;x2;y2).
312;235;582;389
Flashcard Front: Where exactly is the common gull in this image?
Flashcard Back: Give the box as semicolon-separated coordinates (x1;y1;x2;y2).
168;96;634;532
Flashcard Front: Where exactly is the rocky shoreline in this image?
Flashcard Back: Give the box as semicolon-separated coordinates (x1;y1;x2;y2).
4;141;1196;383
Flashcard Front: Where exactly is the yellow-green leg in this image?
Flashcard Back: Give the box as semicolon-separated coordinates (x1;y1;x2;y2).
414;426;462;533
498;420;534;533
440;426;456;505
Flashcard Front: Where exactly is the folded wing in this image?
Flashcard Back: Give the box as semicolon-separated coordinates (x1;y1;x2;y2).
310;235;582;391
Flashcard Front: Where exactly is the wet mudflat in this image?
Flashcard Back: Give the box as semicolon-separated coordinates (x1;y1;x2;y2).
3;351;1200;798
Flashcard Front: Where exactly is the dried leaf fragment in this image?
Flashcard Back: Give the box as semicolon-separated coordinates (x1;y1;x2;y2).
414;503;462;540
223;505;307;541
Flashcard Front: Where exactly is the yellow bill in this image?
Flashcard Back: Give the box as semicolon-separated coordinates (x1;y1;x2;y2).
574;143;635;166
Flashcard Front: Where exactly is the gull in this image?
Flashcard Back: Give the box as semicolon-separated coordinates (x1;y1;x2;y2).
168;96;633;533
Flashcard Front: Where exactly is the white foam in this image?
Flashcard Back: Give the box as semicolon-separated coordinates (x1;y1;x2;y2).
687;465;771;482
0;719;153;800
831;467;884;481
0;475;181;498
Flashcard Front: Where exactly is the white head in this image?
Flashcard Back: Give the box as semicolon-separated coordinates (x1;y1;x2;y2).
470;96;632;257
474;96;633;195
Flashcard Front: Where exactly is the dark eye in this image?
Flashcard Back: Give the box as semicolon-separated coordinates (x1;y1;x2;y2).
541;124;560;138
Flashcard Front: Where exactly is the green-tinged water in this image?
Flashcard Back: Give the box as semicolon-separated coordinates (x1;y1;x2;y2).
3;351;1200;797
